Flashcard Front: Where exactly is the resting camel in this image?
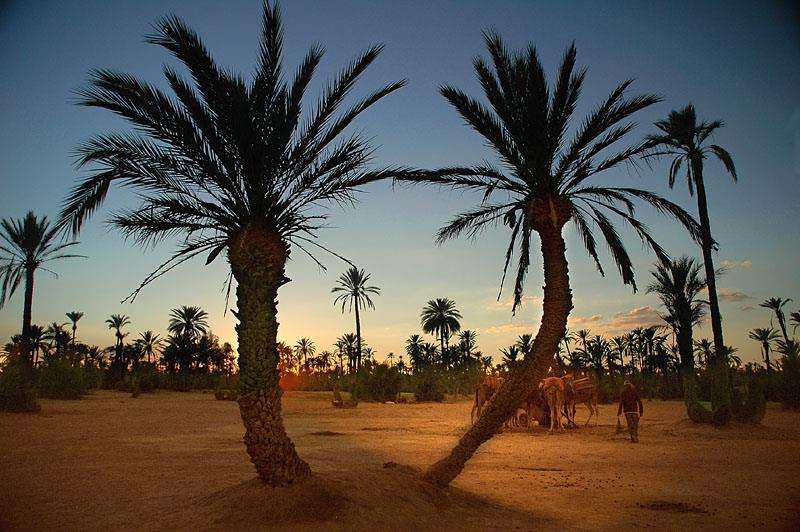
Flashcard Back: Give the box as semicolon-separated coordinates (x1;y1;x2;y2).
563;373;599;426
541;376;566;432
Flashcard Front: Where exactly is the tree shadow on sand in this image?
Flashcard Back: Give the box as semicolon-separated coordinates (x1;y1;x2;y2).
157;462;551;530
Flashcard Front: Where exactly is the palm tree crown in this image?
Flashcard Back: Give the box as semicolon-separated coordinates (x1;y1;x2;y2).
168;305;209;340
332;267;380;313
420;298;462;354
66;311;85;345
760;297;793;344
404;33;702;311
58;2;407;299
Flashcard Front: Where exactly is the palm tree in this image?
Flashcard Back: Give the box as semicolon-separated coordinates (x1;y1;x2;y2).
0;212;82;365
138;330;162;364
515;334;534;357
693;339;713;368
293;338;315;372
65;311;84;346
406;334;425;372
647;257;706;376
167;305;209;342
404;34;702;486
458;329;478;359
44;322;69;358
337;333;359;373
332;267;380;370
385;352;395;366
420;298;462;356
57;2;406;486
760;298;793;345
28;324;47;366
644;105;737;366
500;345;520;371
749;327;780;375
106;314;131;367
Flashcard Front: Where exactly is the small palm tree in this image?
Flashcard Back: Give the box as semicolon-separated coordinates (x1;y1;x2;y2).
168;305;209;342
0;211;82;365
515;334;534;357
138;330;162;364
332;267;380;370
749;327;779;375
647;257;706;375
693;339;713;368
406;334;425;372
106;314;131;366
644;105;737;363
458;329;478;359
420;298;462;356
44;322;69;358
293;338;316;372
65;311;84;346
404;34;701;486
760;298;793;345
57;2;406;485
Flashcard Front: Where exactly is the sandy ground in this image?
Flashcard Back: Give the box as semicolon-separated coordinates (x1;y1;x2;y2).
1;390;799;531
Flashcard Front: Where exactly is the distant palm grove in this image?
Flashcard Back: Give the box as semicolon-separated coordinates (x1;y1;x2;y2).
0;1;798;491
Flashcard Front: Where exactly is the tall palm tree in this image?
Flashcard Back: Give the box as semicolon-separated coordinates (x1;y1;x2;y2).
404;34;702;486
65;311;84;346
57;2;406;485
644;105;737;365
106;314;131;367
420;298;462;356
749;327;779;375
332;267;380;370
28;324;47;366
293;338;315;372
760;298;793;345
646;257;706;375
0;212;82;365
168;305;209;341
138;330;162;364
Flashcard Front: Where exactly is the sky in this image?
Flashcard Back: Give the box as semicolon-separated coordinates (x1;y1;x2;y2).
1;0;798;365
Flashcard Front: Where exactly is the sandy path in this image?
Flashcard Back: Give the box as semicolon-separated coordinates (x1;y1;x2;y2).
1;390;798;530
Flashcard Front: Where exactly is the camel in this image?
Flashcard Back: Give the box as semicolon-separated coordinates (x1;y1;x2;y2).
563;373;599;426
471;375;504;424
541;376;566;432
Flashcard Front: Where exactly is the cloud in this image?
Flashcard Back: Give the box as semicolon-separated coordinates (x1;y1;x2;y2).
717;288;753;302
721;259;753;270
478;322;536;336
700;287;753;303
485;295;541;312
568;315;603;329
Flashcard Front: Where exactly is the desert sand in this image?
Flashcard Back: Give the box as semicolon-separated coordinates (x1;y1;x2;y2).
1;390;799;531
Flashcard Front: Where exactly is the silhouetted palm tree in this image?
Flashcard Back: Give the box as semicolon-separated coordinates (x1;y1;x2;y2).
791;311;800;335
647;257;706;375
749;327;779;375
293;338;315;372
760;298;793;345
44;322;69;358
693;339;713;368
404;34;702;486
138;330;162;364
168;305;209;341
420;298;462;356
65;311;84;346
515;334;534;357
0;211;82;365
106;314;131;367
332;267;380;370
57;2;406;485
644;105;736;364
458;329;478;359
406;334;425;372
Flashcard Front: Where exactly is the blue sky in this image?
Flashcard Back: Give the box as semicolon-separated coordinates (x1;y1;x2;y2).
1;0;798;364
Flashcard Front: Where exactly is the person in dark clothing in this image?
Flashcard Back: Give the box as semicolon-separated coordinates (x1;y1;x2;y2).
617;381;643;442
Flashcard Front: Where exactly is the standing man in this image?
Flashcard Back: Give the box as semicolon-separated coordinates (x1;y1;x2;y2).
617;381;643;443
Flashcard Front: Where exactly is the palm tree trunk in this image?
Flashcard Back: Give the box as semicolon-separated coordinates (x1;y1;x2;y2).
354;299;362;370
692;158;731;421
229;227;311;487
423;212;572;487
764;345;772;374
776;315;790;345
22;267;34;367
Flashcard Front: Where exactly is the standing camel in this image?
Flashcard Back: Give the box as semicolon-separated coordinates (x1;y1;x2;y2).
541;377;566;432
